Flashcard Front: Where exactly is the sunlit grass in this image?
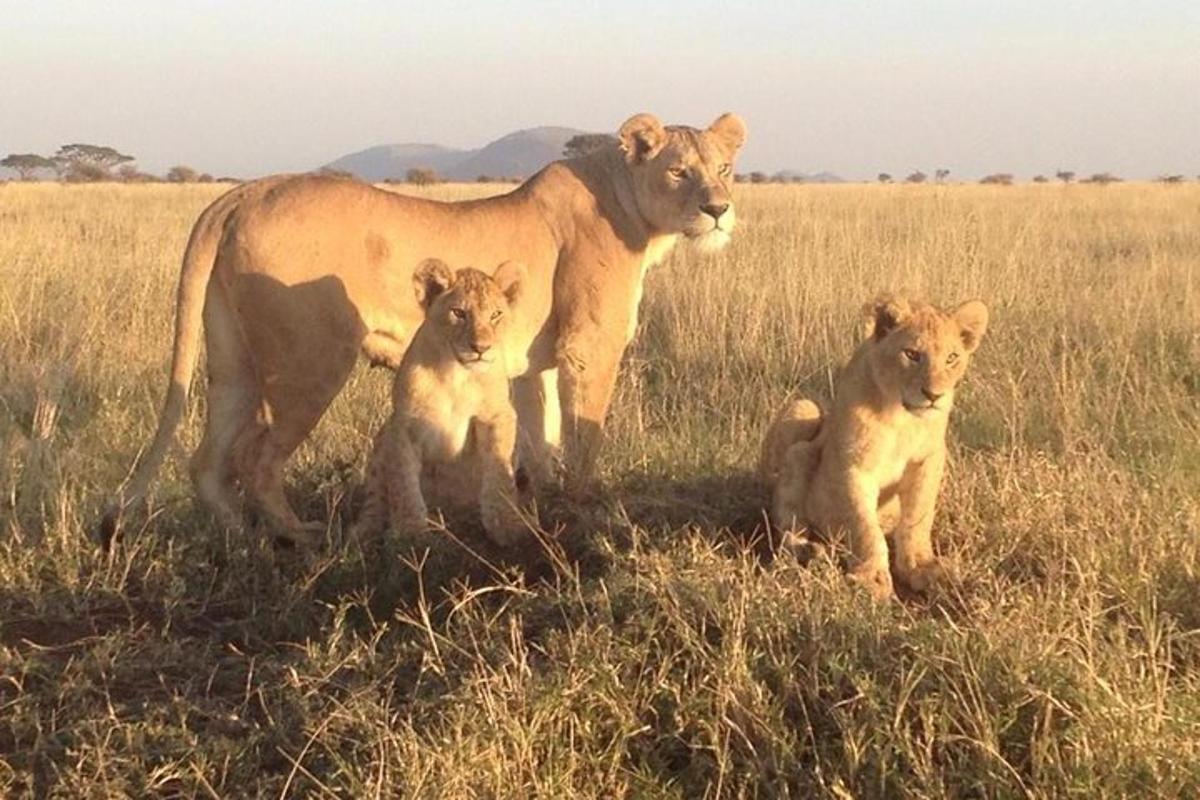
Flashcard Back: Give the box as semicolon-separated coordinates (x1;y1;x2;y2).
1;180;1198;797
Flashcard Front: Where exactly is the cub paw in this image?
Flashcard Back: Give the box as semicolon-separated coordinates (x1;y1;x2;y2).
848;560;895;601
482;503;529;548
778;531;828;565
896;557;957;594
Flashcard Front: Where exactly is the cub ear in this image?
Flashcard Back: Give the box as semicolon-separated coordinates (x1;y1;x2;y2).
412;258;454;310
491;260;526;307
953;299;989;352
618;113;667;164
707;112;747;156
862;295;912;341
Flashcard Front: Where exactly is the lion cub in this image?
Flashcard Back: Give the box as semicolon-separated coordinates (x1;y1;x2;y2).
760;296;989;600
356;259;529;546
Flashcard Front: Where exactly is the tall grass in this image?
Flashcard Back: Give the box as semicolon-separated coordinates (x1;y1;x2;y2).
1;180;1198;797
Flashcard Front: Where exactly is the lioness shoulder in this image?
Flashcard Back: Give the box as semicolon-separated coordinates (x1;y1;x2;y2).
763;295;989;599
356;259;531;546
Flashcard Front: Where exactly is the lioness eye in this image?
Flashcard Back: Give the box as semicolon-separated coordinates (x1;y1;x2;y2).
669;166;687;179
451;308;467;320
490;310;503;322
719;163;731;177
947;352;959;365
903;348;921;362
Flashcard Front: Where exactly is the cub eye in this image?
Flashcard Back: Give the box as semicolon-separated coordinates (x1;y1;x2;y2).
903;348;922;363
450;308;467;320
718;163;732;177
490;310;503;323
947;352;959;366
668;166;688;180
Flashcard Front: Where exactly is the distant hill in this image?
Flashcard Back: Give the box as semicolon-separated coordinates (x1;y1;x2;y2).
322;126;588;181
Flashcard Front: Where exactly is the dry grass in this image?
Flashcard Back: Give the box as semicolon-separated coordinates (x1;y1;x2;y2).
1;179;1198;797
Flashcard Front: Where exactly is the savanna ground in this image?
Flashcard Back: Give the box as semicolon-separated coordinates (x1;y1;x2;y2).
1;178;1198;798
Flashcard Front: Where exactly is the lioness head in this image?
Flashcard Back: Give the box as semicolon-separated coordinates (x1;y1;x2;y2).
862;296;989;416
413;258;525;369
617;112;747;252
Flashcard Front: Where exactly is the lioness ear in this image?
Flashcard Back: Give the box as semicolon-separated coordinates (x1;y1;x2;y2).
412;258;454;309
707;113;747;156
491;260;526;307
953;300;989;352
618;113;667;164
862;295;912;341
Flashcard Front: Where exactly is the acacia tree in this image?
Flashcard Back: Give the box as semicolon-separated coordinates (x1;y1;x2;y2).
1055;170;1075;184
1;153;56;180
905;171;927;184
878;173;892;184
406;167;438;185
563;133;617;159
166;165;199;183
935;168;950;183
54;144;134;172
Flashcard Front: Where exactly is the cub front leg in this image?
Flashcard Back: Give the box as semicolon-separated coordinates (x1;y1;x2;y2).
381;419;430;537
474;408;527;547
825;468;893;600
892;449;953;593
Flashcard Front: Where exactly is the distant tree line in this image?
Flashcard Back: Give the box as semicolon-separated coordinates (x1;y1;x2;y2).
866;169;1192;186
1;144;224;183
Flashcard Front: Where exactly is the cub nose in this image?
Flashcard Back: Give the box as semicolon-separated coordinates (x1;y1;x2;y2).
700;203;729;221
921;388;943;403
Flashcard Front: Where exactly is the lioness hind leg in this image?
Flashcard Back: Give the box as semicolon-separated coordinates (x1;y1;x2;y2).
190;290;259;528
241;386;346;548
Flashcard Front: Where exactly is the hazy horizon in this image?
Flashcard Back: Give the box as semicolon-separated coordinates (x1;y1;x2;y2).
3;1;1197;180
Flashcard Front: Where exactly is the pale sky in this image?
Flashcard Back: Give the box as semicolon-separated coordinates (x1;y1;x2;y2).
3;1;1197;179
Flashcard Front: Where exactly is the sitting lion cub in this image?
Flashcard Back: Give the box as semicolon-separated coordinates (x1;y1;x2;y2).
760;295;989;600
356;258;529;546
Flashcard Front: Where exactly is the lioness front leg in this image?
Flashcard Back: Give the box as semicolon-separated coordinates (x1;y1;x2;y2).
556;335;625;497
474;410;527;547
892;450;953;593
512;370;563;492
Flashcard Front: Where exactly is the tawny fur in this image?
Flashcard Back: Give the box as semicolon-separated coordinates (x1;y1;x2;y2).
101;113;748;545
354;260;529;546
760;296;989;600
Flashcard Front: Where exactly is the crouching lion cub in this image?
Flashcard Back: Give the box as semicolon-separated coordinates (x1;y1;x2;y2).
355;259;531;546
760;296;989;600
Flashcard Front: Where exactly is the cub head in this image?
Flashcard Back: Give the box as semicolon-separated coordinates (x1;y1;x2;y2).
861;295;989;416
617;112;747;252
412;258;525;369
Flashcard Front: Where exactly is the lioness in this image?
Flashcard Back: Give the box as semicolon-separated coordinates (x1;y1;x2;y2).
354;259;528;546
101;112;746;545
760;296;989;600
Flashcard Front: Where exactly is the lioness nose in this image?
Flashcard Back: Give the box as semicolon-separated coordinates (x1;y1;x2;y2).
472;341;492;355
922;388;943;403
700;203;729;220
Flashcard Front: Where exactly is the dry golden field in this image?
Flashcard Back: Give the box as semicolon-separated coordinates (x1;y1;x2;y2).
1;179;1198;797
